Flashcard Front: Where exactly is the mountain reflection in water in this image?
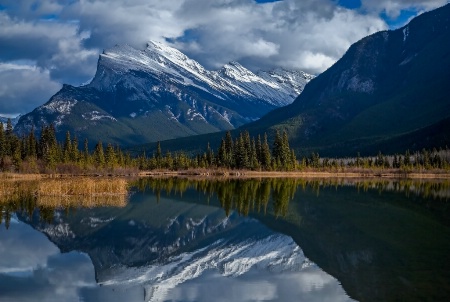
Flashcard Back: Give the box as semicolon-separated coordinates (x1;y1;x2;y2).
1;177;449;302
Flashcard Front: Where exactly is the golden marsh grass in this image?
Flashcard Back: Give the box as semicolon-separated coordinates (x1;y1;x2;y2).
0;178;129;208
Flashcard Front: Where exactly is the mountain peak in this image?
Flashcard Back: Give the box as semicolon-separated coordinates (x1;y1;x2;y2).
145;40;188;61
15;41;313;145
219;61;259;81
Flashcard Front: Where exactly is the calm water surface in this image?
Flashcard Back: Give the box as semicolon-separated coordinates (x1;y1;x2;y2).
1;178;449;302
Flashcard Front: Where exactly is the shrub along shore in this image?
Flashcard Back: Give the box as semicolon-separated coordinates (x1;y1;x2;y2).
1;119;449;179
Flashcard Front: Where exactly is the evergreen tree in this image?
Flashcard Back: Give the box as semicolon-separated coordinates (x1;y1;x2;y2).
116;145;125;167
11;138;22;169
83;138;90;166
281;131;292;169
290;149;297;170
71;137;79;162
224;131;234;167
165;151;174;169
27;126;37;158
243;131;251;163
156;141;162;168
20;135;27;159
256;134;262;164
206;143;214;167
250;138;259;170
93;141;105;167
4;119;14;156
39;125;58;168
404;150;411;167
376;151;384;167
356;152;361;167
105;143;117;168
0;122;4;159
217;138;227;167
393;154;400;168
310;152;320;168
138;152;147;170
272;130;282;164
63;131;72;163
261;133;271;170
234;133;249;169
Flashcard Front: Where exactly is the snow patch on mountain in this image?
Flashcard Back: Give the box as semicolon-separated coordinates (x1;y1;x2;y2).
39;223;75;239
81;217;115;228
96;41;314;108
403;26;409;42
82;111;117;122
42;99;78;115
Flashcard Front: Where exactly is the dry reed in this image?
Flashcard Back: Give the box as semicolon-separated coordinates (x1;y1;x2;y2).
36;178;128;208
0;180;38;202
37;194;127;208
37;178;128;196
1;178;128;208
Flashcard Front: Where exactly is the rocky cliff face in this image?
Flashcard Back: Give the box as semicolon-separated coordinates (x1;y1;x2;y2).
245;3;450;156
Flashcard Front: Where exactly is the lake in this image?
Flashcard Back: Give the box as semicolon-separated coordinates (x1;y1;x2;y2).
1;177;449;302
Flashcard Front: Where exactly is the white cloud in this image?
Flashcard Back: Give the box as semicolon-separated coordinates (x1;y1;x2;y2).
0;218;97;302
0;12;98;83
172;1;387;73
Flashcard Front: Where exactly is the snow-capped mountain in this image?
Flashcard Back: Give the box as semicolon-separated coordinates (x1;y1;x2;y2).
0;114;21;129
15;41;313;146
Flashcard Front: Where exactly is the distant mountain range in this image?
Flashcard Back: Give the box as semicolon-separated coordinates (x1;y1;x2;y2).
141;3;450;157
14;41;313;146
0;114;21;129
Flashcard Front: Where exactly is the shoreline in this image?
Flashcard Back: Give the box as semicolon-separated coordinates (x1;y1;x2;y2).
139;170;450;179
2;170;449;180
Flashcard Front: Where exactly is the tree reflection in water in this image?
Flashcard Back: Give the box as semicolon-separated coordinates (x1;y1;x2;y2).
2;177;450;229
1;177;450;302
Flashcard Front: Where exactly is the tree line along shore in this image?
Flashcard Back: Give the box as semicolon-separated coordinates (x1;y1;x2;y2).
1;119;450;177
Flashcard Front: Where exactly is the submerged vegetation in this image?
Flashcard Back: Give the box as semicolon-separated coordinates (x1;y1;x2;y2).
1;119;450;175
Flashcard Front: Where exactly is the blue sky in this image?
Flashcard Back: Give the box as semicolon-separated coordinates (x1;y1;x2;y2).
0;0;448;116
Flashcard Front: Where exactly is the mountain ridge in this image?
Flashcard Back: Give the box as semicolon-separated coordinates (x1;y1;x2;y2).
15;41;313;146
137;4;450;157
0;114;21;129
246;3;450;156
